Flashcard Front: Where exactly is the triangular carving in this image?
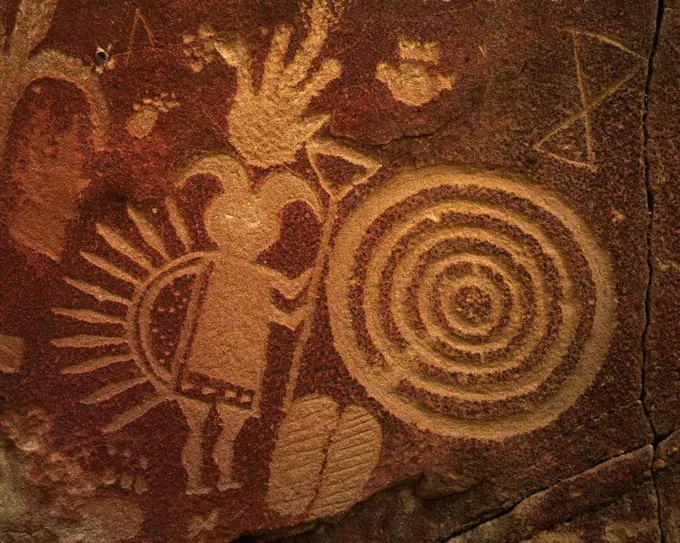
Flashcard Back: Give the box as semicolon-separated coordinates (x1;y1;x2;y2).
534;30;646;171
306;139;380;200
537;115;591;168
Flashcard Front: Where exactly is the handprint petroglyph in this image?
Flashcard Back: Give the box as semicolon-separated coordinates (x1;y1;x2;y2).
4;0;629;537
214;0;342;168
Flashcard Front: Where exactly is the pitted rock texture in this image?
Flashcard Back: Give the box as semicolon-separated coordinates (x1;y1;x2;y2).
0;0;672;541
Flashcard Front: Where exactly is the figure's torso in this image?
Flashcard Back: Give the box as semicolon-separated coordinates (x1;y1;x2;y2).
184;253;274;397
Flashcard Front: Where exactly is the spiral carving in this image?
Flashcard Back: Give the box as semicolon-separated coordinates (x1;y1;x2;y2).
326;167;615;439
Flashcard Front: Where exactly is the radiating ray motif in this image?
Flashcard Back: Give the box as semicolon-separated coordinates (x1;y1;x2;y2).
96;223;155;272
52;153;324;497
62;277;131;306
165;198;193;251
127;204;170;260
51;198;197;434
52;308;126;326
0;335;25;374
51;335;129;349
61;353;134;375
104;396;168;434
79;252;143;285
81;377;149;405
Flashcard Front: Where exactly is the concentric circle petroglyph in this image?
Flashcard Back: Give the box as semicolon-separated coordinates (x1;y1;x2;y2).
326;166;615;439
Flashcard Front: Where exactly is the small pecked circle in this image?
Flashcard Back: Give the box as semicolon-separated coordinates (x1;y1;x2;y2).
451;284;493;324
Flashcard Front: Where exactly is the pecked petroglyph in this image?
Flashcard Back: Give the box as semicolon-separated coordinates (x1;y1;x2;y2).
0;0;108;155
1;0;639;538
124;8;157;66
214;0;343;168
307;138;381;200
267;395;340;517
309;404;381;519
534;30;645;171
1;0;108;261
126;93;180;139
377;37;456;106
183;25;219;73
326;166;615;439
0;334;24;374
52;153;323;495
267;395;381;519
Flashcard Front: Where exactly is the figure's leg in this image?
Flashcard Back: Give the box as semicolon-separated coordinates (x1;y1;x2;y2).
178;398;212;495
214;404;250;491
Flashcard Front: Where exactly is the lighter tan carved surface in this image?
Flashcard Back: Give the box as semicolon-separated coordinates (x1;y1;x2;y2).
2;0;627;534
0;334;24;374
267;395;340;516
377;37;456;106
126;93;180;139
214;0;344;168
326;166;615;439
267;396;381;519
44;1;386;515
1;0;109;261
51;153;323;495
183;25;218;73
309;404;381;518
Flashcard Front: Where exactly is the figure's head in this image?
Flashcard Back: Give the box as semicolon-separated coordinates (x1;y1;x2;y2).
179;154;322;260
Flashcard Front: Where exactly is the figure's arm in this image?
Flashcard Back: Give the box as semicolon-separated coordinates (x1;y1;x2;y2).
272;268;312;301
271;305;306;331
269;269;313;331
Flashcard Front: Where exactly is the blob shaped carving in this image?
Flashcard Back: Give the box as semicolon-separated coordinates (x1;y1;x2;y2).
0;335;24;374
376;37;456;106
0;0;108;261
27;0;625;536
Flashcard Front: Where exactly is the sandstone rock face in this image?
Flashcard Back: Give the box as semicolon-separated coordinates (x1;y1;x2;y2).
0;0;672;541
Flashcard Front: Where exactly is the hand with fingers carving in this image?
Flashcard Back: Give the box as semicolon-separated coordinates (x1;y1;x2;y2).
215;6;341;169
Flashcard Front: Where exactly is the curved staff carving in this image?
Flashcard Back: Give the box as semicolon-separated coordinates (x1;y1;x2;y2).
4;0;630;537
325;166;616;439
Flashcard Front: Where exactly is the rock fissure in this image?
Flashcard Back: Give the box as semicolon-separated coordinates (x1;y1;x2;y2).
641;0;665;540
437;445;655;542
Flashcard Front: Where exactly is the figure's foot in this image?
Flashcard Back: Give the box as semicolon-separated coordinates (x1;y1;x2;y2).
217;480;242;492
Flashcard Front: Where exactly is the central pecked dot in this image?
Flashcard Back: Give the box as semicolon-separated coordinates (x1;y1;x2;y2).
451;285;493;324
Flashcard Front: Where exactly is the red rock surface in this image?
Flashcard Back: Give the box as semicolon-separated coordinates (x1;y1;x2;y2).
0;0;672;541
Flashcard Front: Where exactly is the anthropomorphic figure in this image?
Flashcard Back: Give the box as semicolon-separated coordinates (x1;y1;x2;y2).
175;155;321;493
